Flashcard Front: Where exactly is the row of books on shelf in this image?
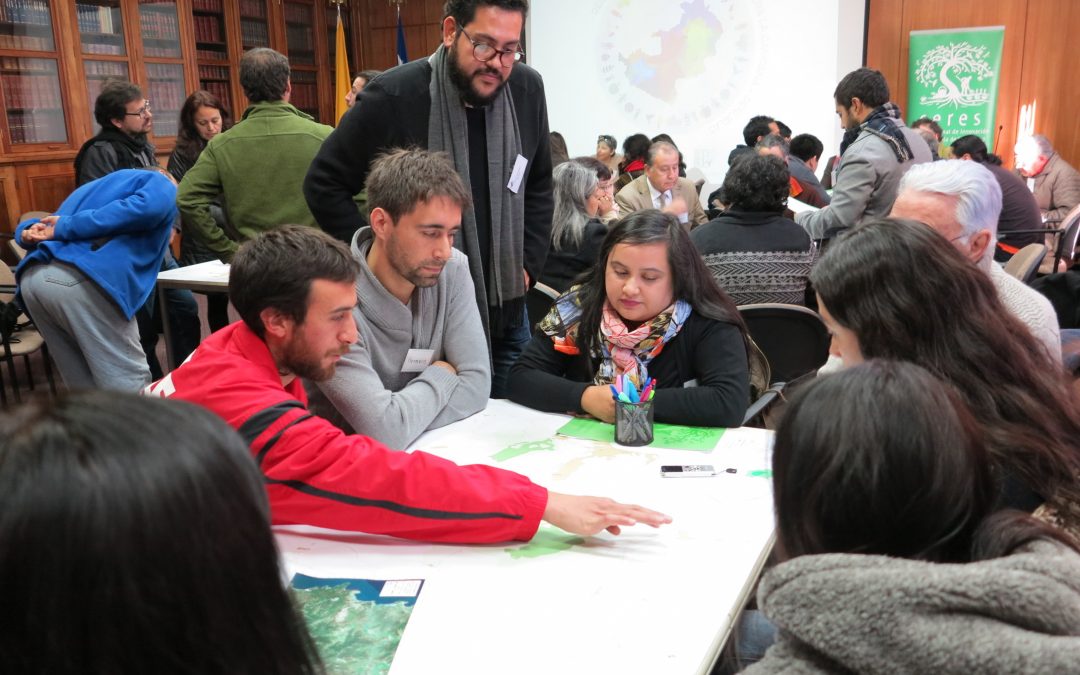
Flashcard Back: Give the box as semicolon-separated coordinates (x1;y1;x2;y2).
0;0;50;26
139;6;178;41
283;3;311;25
7;110;65;144
290;82;316;111
1;73;59;108
193;15;223;44
240;18;269;48
286;25;313;50
76;4;118;34
240;0;267;20
0;33;50;51
148;80;186;111
82;41;125;55
201;80;229;107
192;0;224;12
84;60;128;78
198;64;227;80
196;48;226;61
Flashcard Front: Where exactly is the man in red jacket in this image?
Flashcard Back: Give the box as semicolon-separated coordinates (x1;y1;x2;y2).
146;225;670;543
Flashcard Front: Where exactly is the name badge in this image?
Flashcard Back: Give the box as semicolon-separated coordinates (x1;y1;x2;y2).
683;379;698;388
401;348;435;373
507;154;528;194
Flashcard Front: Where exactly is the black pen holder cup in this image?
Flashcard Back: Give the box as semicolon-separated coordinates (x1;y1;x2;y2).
614;399;654;446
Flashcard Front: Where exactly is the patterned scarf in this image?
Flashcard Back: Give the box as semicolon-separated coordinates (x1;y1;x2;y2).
538;285;692;385
839;102;913;163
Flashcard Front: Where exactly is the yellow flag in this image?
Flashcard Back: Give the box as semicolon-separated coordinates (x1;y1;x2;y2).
334;9;350;126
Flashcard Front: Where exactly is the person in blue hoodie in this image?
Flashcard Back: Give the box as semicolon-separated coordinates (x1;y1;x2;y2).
14;168;176;391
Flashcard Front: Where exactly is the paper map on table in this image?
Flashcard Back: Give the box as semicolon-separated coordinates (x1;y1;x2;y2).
556;417;725;450
291;574;423;674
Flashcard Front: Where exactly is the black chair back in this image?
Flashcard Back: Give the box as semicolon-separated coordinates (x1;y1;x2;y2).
738;303;830;384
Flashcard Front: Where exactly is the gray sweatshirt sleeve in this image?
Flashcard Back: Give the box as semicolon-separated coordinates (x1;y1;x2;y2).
426;258;491;430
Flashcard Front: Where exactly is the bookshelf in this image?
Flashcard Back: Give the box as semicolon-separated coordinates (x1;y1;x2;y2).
239;0;269;51
0;0;353;246
0;0;54;51
284;1;316;66
190;0;231;115
1;56;66;144
76;1;125;56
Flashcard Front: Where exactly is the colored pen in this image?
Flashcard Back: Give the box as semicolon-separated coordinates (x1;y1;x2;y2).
640;381;654;401
626;378;639;403
609;384;619;399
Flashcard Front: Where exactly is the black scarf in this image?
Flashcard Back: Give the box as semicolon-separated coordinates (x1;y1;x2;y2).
74;127;155;181
839;102;913;163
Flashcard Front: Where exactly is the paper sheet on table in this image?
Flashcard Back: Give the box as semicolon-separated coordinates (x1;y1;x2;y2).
787;197;820;215
556;417;724;451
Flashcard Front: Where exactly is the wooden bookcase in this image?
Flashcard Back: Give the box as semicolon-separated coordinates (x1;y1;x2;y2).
0;0;343;245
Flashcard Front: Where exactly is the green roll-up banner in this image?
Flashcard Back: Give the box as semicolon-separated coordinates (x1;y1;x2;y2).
908;26;1005;149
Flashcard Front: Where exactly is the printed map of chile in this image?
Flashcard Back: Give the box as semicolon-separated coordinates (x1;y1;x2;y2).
620;0;724;101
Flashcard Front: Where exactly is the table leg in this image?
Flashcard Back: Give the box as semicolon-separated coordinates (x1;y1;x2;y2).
158;283;175;373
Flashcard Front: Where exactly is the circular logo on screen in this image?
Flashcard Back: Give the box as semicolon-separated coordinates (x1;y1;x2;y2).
597;0;761;133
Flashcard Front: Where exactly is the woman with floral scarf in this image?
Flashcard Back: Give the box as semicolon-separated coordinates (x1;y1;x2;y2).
508;210;751;427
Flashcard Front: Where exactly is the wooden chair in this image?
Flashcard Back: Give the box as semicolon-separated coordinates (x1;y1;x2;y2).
1002;243;1047;284
0;261;57;407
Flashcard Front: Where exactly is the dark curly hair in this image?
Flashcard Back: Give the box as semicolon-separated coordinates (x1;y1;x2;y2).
721;154;789;212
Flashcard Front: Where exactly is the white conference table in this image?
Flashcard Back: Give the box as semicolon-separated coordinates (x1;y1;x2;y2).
155;259;229;368
276;399;776;675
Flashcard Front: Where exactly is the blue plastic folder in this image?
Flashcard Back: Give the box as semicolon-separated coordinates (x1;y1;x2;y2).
556;417;725;451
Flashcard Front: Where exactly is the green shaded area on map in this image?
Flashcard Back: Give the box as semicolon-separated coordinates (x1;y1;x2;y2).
556;417;724;451
492;438;557;461
507;526;586;559
292;580;415;674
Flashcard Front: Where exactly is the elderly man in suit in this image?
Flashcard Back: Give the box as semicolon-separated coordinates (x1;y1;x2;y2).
615;141;707;228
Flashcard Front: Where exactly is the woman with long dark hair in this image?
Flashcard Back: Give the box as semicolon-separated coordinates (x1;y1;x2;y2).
811;218;1080;529
509;210;751;427
742;360;1080;672
168;90;233;330
951;134;1043;260
0;391;322;674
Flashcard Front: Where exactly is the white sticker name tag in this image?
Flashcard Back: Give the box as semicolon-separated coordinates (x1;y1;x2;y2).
683;379;698;388
507;154;528;194
401;348;435;373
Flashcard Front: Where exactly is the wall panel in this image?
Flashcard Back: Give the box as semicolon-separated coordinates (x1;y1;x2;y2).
867;0;1078;167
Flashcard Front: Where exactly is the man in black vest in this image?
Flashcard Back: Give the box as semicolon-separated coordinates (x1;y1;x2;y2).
73;81;200;378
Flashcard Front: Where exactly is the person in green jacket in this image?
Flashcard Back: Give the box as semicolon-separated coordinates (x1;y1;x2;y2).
176;48;332;262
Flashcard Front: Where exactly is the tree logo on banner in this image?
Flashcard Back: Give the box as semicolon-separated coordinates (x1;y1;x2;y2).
914;42;995;108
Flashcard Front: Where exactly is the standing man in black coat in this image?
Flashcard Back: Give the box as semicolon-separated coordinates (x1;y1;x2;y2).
303;0;554;398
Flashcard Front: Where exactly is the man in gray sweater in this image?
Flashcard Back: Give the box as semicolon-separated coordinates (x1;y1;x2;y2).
308;149;490;449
